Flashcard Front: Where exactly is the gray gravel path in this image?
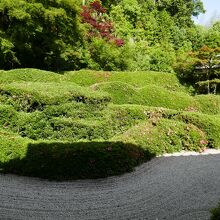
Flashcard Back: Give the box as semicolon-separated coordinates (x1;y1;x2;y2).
1;154;220;220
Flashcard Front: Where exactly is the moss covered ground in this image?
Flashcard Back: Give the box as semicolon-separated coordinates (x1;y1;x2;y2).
0;68;220;179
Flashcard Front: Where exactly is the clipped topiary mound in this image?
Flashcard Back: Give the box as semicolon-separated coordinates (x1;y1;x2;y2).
0;140;154;180
211;202;220;220
1;68;220;180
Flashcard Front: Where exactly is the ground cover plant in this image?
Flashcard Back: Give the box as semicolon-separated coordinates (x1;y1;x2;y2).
211;202;220;220
0;68;220;180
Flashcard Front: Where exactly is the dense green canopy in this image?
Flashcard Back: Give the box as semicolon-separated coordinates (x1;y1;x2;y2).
1;0;219;72
0;0;82;70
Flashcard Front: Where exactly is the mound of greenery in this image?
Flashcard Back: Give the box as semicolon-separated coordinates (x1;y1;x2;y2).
0;69;220;179
211;202;220;220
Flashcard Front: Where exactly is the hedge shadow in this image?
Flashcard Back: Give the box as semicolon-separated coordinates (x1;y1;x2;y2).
0;141;155;180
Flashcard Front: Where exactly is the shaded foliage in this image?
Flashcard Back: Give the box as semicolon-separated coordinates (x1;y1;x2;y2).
0;0;83;70
176;45;220;94
0;141;153;180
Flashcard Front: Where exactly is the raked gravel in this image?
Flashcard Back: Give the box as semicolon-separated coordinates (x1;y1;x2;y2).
1;153;220;220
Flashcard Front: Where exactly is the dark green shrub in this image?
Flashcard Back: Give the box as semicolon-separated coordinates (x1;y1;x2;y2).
148;46;176;73
43;102;104;119
86;38;128;71
0;105;17;128
1;68;220;180
211;202;220;220
0;129;30;163
12;111;54;140
49;117;111;141
0;141;154;180
0;0;82;70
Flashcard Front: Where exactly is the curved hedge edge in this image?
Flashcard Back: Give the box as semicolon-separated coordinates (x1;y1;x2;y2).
0;141;155;180
211;202;220;220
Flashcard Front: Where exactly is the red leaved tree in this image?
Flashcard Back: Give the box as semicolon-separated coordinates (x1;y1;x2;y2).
81;0;124;46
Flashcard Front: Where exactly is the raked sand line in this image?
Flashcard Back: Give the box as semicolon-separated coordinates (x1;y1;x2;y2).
160;148;220;157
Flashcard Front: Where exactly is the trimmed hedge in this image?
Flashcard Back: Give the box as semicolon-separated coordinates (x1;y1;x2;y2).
0;129;30;163
64;70;188;92
211;202;220;220
0;69;62;83
113;119;208;155
0;82;111;112
0;141;154;180
167;111;220;148
1;68;220;180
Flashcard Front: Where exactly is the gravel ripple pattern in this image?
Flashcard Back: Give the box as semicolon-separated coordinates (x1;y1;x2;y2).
1;155;220;220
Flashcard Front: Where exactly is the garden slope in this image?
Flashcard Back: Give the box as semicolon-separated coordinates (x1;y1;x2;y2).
0;68;220;179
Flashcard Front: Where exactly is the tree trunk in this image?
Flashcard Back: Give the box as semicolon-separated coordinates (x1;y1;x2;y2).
213;84;217;94
207;69;210;94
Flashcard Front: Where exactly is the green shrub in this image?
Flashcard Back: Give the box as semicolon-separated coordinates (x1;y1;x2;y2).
48;117;111;141
0;141;154;180
11;111;54;140
93;82;197;111
86;38;128;71
139;85;195;110
148;46;176;73
0;82;111;111
114;119;207;155
4;105;147;141
167;112;220;148
92;81;145;105
1;68;220;180
211;202;220;220
43;102;104;119
0;69;62;83
195;95;220;114
64;70;187;92
0;129;31;163
0;104;17;128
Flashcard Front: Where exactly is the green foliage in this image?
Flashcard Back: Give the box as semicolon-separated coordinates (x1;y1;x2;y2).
0;104;17;127
0;68;62;83
155;0;205;27
148;45;176;73
195;95;220;114
121;41;151;71
0;81;111;111
0;129;30;163
176;45;220;93
139;86;195;110
92;81;196;110
0;138;154;180
186;25;207;51
114;119;207;155
1;68;220;179
0;32;19;69
64;70;187;92
205;21;220;48
0;0;83;70
211;202;220;220
0;0;208;71
93;81;144;105
86;38;128;71
167;111;220;148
